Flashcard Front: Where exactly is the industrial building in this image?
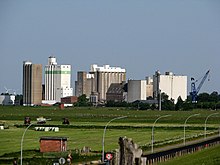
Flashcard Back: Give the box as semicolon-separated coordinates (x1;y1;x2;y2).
127;80;147;103
22;61;42;106
44;56;73;103
75;64;126;103
146;77;153;99
106;82;127;102
127;77;153;103
0;94;15;105
75;71;93;97
61;96;78;107
153;71;187;103
90;64;126;102
39;136;67;153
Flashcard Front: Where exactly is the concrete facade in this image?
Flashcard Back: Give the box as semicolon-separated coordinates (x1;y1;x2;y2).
75;64;126;102
75;71;93;97
23;61;42;106
146;77;153;99
44;56;73;103
127;80;147;103
90;64;126;102
153;71;187;103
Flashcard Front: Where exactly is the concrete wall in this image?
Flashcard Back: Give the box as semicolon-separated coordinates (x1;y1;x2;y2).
153;71;187;103
127;80;147;103
90;65;126;102
31;64;42;105
23;62;42;106
75;71;93;97
76;64;126;102
146;77;153;98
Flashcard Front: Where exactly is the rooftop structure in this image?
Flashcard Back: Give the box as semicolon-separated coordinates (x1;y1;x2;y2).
90;64;126;73
106;82;127;102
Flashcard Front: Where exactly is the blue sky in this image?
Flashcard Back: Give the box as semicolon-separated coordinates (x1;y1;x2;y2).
0;0;219;95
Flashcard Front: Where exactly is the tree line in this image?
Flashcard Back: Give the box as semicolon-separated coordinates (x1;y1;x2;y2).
12;91;220;110
76;92;220;111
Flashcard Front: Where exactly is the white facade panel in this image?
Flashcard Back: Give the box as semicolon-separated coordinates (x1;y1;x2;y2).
44;57;73;103
153;71;187;103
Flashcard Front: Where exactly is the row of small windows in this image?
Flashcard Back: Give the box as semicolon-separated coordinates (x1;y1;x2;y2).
46;65;70;69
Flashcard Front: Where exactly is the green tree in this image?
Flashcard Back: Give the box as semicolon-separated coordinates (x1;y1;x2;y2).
76;94;90;107
175;96;184;110
197;93;210;102
160;92;175;110
150;103;157;110
138;102;150;110
162;99;175;110
161;92;169;101
209;91;219;102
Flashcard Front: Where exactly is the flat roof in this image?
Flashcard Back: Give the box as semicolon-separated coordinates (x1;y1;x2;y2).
40;136;68;141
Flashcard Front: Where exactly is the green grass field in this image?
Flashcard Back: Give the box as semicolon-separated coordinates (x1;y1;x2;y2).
1;127;204;155
159;144;220;165
0;106;220;164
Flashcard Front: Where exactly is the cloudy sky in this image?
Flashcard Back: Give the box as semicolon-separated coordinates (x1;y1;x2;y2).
0;0;219;95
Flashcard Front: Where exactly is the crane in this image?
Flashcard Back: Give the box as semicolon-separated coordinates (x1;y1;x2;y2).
190;70;210;103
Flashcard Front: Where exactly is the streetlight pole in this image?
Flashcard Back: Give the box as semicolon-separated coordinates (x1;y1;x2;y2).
102;116;127;162
204;113;219;139
159;90;161;111
20;122;36;165
151;115;171;153
20;118;50;165
183;114;200;146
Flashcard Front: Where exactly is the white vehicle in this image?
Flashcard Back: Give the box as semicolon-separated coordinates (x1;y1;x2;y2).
37;117;47;124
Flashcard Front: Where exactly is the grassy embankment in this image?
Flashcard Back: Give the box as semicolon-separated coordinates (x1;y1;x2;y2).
159;144;220;165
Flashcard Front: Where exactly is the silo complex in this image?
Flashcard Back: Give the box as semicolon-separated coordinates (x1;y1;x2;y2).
75;64;126;102
23;61;42;106
89;64;126;102
44;56;73;103
153;71;187;103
